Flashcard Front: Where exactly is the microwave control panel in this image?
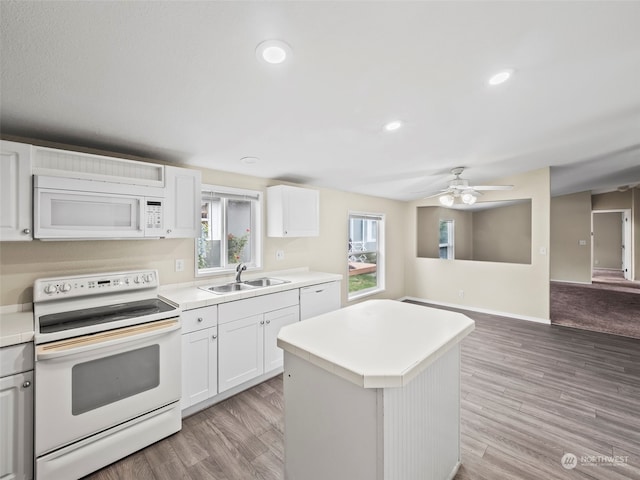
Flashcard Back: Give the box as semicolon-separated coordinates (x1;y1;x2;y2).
145;199;164;235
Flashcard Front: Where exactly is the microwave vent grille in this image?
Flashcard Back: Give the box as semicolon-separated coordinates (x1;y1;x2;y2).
33;147;164;187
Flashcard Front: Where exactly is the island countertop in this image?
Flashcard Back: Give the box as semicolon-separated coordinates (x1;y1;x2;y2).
277;299;475;388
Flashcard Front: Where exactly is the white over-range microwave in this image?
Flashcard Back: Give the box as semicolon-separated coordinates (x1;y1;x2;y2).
34;175;166;240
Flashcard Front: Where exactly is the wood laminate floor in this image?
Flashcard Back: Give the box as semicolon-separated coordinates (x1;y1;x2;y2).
85;304;640;480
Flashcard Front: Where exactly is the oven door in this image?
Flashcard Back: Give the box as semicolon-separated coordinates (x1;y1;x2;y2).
35;318;181;456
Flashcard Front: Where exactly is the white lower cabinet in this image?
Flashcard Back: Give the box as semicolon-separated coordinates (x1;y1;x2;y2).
218;314;264;392
218;305;299;393
0;343;34;480
218;290;300;393
180;306;218;410
180;285;335;410
264;306;300;372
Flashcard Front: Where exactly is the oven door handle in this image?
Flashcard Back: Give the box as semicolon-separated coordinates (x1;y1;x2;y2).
36;319;179;361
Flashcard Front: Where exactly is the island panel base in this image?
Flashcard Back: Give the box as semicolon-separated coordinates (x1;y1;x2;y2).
283;345;461;480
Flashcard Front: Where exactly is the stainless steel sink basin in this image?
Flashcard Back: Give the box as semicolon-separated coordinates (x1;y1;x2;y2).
201;282;257;294
200;277;289;295
244;277;290;287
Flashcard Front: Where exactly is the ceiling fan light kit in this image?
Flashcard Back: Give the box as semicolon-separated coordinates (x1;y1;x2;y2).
432;167;513;206
461;190;478;205
439;194;455;207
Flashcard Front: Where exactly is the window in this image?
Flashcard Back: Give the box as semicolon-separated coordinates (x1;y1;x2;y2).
348;213;385;299
197;185;262;275
439;219;454;259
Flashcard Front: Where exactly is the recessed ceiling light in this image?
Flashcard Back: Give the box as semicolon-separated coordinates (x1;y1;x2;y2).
383;120;403;132
488;69;514;86
256;40;292;64
240;156;259;165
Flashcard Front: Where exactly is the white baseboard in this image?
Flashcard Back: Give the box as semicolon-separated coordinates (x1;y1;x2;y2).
398;296;551;325
550;278;592;285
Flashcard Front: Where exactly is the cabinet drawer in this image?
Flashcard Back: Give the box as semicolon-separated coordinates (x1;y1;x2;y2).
0;342;34;378
181;305;218;333
219;289;299;324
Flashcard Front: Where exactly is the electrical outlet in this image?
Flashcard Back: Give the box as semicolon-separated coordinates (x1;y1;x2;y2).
175;259;185;272
276;250;285;261
458;290;464;299
579;239;587;246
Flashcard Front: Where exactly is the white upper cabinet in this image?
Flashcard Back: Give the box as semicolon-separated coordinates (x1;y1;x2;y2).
267;185;319;237
163;165;201;238
0;140;33;241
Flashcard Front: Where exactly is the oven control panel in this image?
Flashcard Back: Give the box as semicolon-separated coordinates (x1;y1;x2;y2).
34;270;159;301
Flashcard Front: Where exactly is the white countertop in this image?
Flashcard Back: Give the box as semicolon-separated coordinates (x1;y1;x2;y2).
0;311;34;347
160;269;342;310
277;299;475;389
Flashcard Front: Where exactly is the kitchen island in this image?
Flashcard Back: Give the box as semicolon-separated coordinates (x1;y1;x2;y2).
277;299;475;480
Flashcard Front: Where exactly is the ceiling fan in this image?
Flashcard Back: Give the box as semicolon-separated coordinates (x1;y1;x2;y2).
425;167;513;206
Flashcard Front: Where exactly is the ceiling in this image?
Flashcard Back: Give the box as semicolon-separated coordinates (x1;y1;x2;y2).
1;1;639;201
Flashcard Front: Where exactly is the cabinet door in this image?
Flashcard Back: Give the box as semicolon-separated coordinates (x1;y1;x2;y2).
284;186;319;237
267;185;319;237
0;370;33;480
181;328;218;409
218;314;264;393
264;305;300;373
0;141;32;241
164;165;201;238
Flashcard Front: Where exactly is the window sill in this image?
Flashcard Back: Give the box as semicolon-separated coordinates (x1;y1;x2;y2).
196;265;262;278
348;287;385;302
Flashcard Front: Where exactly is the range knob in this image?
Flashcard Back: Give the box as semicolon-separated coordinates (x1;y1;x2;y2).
144;273;154;283
61;283;72;293
134;276;142;284
44;284;58;295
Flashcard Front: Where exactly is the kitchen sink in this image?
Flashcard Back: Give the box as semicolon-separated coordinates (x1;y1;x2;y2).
244;277;290;287
201;282;257;294
199;277;289;294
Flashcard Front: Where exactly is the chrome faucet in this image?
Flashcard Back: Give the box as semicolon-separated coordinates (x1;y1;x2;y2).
235;263;247;283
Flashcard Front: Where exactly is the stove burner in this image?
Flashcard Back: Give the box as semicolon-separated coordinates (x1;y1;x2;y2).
38;298;175;334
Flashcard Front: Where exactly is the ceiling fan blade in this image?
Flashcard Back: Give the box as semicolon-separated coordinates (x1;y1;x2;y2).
422;191;447;199
471;185;514;191
411;187;448;194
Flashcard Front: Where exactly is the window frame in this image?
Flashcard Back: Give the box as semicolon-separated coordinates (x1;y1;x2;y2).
195;184;263;277
439;218;455;260
347;211;385;301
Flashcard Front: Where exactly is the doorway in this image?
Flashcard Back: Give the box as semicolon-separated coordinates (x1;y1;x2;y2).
591;209;632;281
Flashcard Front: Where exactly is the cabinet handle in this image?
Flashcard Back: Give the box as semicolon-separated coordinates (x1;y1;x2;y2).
166;229;172;234
197;317;203;323
23;381;31;388
23;228;31;234
260;320;265;325
266;320;271;324
212;334;217;340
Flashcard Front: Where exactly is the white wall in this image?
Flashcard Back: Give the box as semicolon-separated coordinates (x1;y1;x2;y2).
404;168;551;321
